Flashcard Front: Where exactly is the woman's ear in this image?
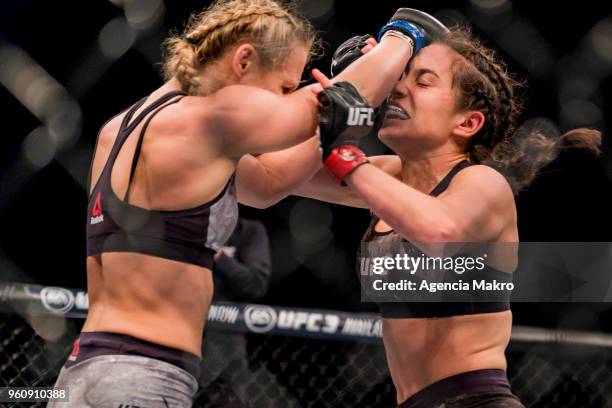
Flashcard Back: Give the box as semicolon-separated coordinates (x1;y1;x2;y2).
452;110;485;139
232;44;258;78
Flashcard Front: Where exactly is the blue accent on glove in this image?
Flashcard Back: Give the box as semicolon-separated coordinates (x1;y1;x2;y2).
378;21;426;54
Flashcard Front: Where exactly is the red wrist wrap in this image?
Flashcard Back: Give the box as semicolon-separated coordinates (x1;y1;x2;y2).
324;145;369;184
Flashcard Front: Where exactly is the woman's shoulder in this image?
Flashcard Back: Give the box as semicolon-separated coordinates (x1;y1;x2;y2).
458;163;509;183
450;164;514;202
95;112;125;149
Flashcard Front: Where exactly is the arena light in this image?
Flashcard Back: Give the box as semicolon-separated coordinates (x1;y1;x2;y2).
589;18;612;64
123;0;165;31
299;0;335;23
98;16;136;59
559;76;599;102
467;0;557;78
21;126;57;170
560;99;603;129
555;17;612;129
0;45;82;166
0;46;66;123
469;0;509;12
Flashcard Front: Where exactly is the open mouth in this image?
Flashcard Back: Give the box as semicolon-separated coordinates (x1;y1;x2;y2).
384;104;410;120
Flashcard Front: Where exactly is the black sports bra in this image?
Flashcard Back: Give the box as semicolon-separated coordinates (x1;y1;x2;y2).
86;91;238;269
359;160;512;318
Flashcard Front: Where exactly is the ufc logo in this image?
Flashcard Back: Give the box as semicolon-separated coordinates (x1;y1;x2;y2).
347;107;374;126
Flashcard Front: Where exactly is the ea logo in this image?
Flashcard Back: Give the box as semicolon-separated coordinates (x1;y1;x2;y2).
40;287;75;314
244;305;277;333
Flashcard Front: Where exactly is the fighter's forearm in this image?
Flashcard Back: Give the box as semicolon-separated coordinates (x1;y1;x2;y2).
236;136;322;208
333;36;412;107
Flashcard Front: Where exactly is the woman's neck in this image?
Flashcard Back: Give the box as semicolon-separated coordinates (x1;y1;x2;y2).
197;59;235;96
399;152;468;194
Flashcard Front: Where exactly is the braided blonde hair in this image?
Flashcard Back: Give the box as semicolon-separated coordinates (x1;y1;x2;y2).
162;0;319;95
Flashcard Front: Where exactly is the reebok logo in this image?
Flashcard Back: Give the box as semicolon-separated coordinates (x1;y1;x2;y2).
347;107;374;126
68;338;80;361
90;192;104;224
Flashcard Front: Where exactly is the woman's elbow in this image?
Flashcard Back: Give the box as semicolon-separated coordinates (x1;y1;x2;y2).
237;185;283;209
434;221;462;242
240;196;276;209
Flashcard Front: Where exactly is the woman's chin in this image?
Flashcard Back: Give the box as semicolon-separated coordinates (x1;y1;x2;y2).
378;127;402;144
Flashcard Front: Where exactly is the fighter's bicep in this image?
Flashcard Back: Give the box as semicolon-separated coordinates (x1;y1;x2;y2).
206;85;317;158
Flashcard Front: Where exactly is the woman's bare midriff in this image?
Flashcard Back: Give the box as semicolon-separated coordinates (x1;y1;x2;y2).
82;252;213;356
383;311;512;403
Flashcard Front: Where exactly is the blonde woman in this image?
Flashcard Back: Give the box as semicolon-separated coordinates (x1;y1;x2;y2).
49;1;425;406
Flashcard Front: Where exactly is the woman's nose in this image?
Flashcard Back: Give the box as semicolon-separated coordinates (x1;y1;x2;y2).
389;84;407;101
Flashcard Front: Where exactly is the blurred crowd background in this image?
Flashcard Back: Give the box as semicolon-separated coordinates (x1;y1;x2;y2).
1;0;612;331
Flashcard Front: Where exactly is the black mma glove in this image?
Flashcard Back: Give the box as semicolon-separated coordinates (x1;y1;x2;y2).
330;34;374;77
329;34;388;149
318;82;374;183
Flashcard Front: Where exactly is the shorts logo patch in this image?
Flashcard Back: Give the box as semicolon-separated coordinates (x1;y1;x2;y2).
68;338;80;361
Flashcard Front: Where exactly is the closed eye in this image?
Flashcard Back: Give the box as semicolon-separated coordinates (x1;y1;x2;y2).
414;68;439;88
